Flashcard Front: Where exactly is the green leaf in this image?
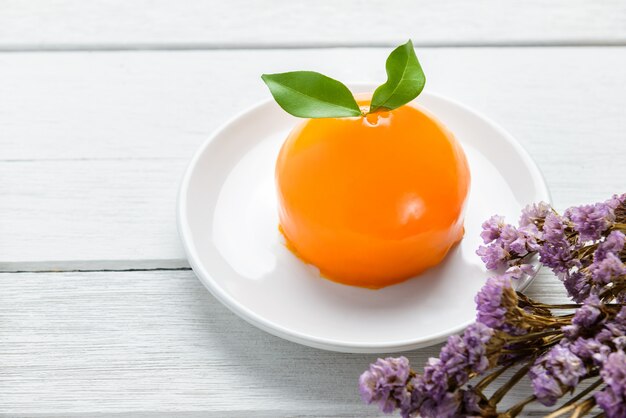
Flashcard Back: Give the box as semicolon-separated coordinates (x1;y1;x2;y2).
369;40;425;113
261;71;362;118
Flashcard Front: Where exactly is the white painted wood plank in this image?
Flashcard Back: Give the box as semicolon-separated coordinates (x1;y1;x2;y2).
0;269;569;415
0;47;624;267
0;159;187;267
1;155;622;269
1;0;626;49
1;47;625;162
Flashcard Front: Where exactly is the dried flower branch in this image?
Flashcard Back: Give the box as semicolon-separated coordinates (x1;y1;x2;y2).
360;193;626;418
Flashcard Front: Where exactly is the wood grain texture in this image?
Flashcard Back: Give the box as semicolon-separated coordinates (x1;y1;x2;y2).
1;47;625;162
0;159;188;268
0;269;568;416
0;47;624;268
1;0;626;49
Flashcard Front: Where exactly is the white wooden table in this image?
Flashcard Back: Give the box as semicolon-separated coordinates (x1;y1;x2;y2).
1;2;625;416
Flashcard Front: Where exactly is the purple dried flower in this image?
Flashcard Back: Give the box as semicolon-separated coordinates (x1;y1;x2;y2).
411;323;494;418
571;307;626;366
542;212;567;243
563;296;603;338
415;389;461;418
518;263;538;276
539;239;578;274
597;329;624;346
480;215;505;243
596;307;626;345
510;224;541;255
400;376;423;418
499;224;540;257
617;307;626;324
461;323;493;374
538;213;581;274
438;335;470;385
565;202;614;242
568;338;610;366
614;336;626;350
475;275;509;330
476;196;621;305
519;201;551;228
475;274;524;335
558;232;624;303
606;193;626;212
359;194;626;418
492;223;541;257
601;351;626;392
429;323;494;388
596;350;626;418
562;272;591;303
596;387;626;418
461;389;482;414
529;364;563;406
499;224;519;244
531;345;587;405
476;244;508;270
595;231;626;262
359;357;411;414
477;216;542;270
572;295;603;328
545;345;587;387
589;252;626;285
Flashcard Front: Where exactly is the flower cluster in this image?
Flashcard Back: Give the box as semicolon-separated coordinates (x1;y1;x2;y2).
360;323;497;418
359;356;412;414
479;194;626;303
474;271;560;336
410;323;496;417
476;213;541;272
529;344;587;406
360;194;626;418
595;350;626;418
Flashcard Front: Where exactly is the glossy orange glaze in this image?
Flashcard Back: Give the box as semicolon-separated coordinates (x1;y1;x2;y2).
275;96;471;288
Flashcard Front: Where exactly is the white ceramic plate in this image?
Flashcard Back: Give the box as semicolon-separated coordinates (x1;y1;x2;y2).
177;84;551;353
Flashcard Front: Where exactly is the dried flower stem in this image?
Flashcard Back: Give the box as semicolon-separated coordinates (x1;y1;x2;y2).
558;379;603;409
506;329;562;343
575;243;599;259
544;379;602;418
489;363;532;405
475;363;514;391
506;394;536;417
570;398;596;418
545;403;578;418
535;304;582;309
359;194;626;418
599;282;626;300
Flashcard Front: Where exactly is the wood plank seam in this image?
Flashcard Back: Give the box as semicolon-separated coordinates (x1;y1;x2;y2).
0;267;191;274
2;40;626;53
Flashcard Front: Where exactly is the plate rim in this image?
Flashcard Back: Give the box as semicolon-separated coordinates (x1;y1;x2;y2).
177;86;552;353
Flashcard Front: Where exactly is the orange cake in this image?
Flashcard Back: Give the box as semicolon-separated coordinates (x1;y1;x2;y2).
275;95;471;288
